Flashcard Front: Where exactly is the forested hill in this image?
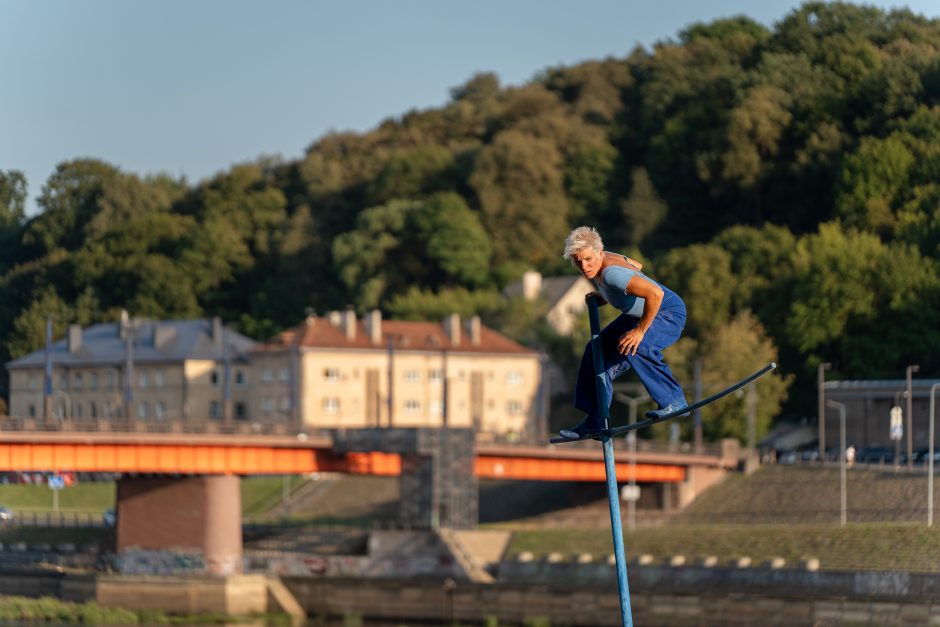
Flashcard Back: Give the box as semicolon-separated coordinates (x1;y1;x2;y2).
2;2;940;432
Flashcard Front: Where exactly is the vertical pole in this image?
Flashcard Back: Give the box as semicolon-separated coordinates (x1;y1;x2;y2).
929;384;938;527
693;358;703;453
44;317;54;421
587;297;633;627
818;363;830;462
386;337;395;428
828;399;847;526
907;365;918;470
124;318;134;421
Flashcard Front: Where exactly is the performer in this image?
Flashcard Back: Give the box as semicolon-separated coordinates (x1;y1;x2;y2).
560;226;688;439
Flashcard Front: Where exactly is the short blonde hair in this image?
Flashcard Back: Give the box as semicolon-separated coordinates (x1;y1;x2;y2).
563;226;603;260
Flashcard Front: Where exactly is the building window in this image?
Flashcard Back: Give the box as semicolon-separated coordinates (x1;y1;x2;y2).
155;369;165;387
139;372;148;388
323;397;340;413
235;402;247;420
155;402;165;419
28;405;36;418
430;400;444;415
90;373;98;391
28;375;37;391
278;397;290;412
507;371;524;386
404;400;421;414
324;368;340;382
73;373;83;390
107;371;115;389
209;401;221;419
137;403;148;420
57;373;67;391
507;401;523;415
279;368;289;382
235;370;246;387
404;370;420;383
429;369;444;383
89;402;97;419
75;403;83;419
262;368;273;383
56;404;65;419
262;397;274;412
210;371;219;387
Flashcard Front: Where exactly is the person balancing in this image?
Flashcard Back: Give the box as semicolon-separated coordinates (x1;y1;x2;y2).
560;226;689;440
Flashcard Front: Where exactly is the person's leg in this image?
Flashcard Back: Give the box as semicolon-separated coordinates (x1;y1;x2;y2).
567;316;635;436
625;310;686;410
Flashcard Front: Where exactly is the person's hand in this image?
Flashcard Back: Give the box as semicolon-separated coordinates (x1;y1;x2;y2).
585;291;607;306
618;328;645;355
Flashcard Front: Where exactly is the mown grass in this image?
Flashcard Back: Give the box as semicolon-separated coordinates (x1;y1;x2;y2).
0;477;307;517
0;594;292;624
506;522;940;572
0;483;114;514
241;475;307;517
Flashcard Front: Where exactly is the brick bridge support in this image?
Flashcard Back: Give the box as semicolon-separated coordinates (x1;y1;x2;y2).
116;475;242;575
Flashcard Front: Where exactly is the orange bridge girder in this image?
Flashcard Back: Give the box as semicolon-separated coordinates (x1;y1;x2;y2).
0;434;703;483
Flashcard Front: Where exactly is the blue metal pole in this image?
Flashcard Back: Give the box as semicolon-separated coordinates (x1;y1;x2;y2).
587;296;633;627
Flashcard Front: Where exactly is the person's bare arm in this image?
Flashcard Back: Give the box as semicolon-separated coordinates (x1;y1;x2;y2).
616;275;663;355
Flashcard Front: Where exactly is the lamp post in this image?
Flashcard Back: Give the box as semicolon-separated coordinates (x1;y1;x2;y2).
826;399;847;526
818;362;832;461
929;383;939;527
614;391;650;532
907;365;919;470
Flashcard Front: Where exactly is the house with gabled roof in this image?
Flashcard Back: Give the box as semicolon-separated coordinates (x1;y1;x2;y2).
6;315;256;425
253;310;544;439
503;271;592;335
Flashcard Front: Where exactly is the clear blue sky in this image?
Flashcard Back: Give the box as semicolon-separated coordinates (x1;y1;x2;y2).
3;0;939;215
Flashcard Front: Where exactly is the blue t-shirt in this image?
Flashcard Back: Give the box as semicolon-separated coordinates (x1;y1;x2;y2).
594;265;685;318
594;266;647;317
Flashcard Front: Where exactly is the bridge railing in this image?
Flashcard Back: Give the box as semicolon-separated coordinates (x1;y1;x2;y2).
0;415;317;437
0;415;729;457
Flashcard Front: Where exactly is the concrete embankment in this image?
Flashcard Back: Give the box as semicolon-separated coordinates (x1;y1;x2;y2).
7;564;940;625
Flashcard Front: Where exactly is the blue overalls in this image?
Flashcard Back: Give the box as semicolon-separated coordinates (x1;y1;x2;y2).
573;266;687;420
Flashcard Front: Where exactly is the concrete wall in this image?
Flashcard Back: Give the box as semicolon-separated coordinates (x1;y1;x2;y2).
282;577;940;626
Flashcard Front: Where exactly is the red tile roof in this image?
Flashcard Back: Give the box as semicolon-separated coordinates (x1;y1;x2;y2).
258;316;536;355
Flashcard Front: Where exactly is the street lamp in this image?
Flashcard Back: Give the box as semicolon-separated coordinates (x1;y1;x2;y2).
818;363;832;461
614;390;650;532
907;365;920;470
929;383;939;527
826;399;847;526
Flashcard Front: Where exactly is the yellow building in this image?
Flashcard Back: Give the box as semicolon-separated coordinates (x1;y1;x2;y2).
254;311;545;439
5;316;256;426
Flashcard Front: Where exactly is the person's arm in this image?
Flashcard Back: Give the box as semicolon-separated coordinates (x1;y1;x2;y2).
617;275;664;356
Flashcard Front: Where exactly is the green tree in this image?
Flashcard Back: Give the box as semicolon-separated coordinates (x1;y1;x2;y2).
620;167;667;246
469;130;570;265
655;244;736;340
24;159;121;254
665;312;791;443
0;170;27;271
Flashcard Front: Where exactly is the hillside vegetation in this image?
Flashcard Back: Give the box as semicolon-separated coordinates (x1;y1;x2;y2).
3;3;940;434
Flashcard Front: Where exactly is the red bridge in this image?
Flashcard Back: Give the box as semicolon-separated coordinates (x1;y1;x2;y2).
0;423;737;574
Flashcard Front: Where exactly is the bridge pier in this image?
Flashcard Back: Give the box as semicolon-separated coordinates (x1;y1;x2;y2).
116;475;242;575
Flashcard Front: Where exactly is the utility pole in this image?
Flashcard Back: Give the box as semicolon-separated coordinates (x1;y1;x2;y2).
818;362;832;461
907;365;919;470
